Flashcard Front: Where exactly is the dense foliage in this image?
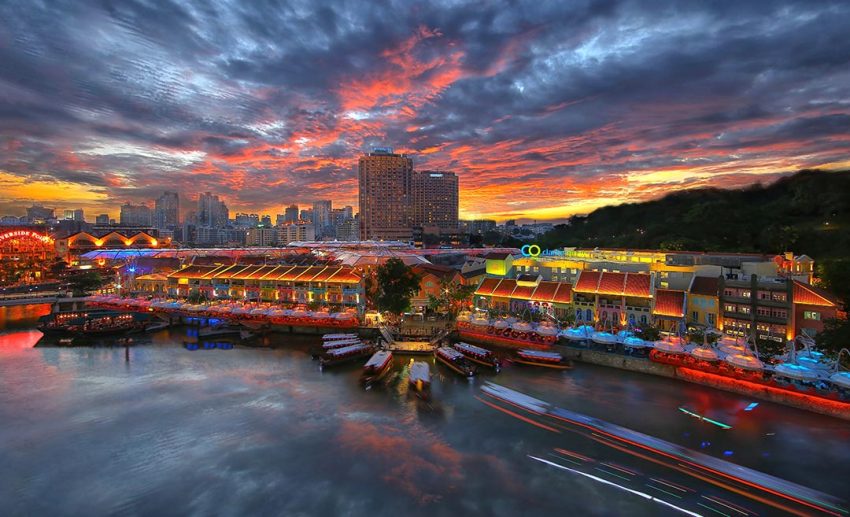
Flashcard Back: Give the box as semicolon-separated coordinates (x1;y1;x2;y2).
373;258;422;316
538;170;850;258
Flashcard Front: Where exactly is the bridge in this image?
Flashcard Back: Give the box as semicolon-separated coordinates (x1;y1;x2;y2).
0;293;86;307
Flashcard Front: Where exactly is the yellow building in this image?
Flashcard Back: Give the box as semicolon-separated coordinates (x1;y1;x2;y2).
686;276;720;328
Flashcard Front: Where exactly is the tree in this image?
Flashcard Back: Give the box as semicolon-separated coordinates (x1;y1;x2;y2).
815;318;850;356
374;258;421;317
636;325;661;342
817;259;850;307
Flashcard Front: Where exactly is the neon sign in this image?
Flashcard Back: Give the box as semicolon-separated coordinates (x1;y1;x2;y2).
0;230;54;244
520;244;564;257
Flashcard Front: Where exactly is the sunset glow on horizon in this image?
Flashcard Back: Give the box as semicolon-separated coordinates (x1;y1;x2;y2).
2;1;849;221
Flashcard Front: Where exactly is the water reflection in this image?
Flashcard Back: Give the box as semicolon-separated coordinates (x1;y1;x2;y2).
0;326;847;516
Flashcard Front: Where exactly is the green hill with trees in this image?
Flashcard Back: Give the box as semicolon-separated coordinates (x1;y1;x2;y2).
538;169;850;259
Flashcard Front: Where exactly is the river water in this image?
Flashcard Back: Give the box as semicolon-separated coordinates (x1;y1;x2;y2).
1;312;848;516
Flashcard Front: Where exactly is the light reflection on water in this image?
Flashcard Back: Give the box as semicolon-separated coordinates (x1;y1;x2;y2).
0;325;848;516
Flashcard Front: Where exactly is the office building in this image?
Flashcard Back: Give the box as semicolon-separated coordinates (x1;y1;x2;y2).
412;170;458;232
154;191;179;229
246;227;279;246
120;203;153;226
313;200;332;238
197;192;229;228
358;149;413;241
278;222;315;244
284;204;299;223
26;204;54;223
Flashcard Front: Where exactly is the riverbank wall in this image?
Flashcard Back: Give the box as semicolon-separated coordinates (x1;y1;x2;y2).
555;345;850;421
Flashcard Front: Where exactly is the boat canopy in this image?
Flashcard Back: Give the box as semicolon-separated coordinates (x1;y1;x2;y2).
829;371;850;389
653;340;686;353
437;346;464;360
364;350;391;368
518;349;563;361
455;342;490;355
326;344;370;357
690;346;720;361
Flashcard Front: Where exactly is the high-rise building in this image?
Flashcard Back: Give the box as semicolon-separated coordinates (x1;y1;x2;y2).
336;215;359;241
235;213;259;227
261;215;272;227
62;209;84;221
300;209;313;222
26;204;54;223
120;203;153;226
95;214;110;225
284;204;299;223
312;200;332;238
278;222;315;244
154;191;179;229
197;192;228;228
246;227;278;246
358;149;413;241
412;171;458;232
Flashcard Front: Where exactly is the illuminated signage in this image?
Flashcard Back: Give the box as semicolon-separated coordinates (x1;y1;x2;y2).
520;244;564;257
0;230;53;244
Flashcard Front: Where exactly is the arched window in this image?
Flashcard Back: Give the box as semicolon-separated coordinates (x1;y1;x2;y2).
640;315;647;324
601;311;608;321
612;312;619;324
576;308;583;321
586;309;593;321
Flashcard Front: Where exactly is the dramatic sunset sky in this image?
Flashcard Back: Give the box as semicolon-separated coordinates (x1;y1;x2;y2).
1;0;849;222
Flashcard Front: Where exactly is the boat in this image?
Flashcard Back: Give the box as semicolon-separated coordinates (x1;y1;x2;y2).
199;325;242;338
323;333;358;342
322;338;362;350
143;321;170;333
409;360;431;391
453;342;501;372
435;346;476;378
360;350;393;386
514;349;572;370
319;343;374;369
830;371;850;390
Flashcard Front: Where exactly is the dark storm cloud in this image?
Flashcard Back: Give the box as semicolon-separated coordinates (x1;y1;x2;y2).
0;0;849;218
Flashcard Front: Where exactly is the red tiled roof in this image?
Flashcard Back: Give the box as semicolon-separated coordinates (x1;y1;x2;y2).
597;272;627;296
654;289;685;318
168;264;360;284
529;281;559;302
574;270;601;293
690;276;720;296
551;283;573;304
624;273;651;298
491;279;517;297
511;284;536;300
793;281;840;307
475;277;501;296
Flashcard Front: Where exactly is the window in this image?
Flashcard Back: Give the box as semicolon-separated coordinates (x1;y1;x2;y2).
586;309;593;321
640;315;647;324
692;311;699;322
772;293;787;302
739;306;751;315
742;290;751;298
707;314;716;326
804;311;821;321
724;304;736;312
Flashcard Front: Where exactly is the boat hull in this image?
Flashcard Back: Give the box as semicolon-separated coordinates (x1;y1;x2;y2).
320;348;374;368
513;357;573;370
435;354;476;377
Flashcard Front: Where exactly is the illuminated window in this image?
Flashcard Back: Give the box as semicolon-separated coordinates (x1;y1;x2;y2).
804;311;821;321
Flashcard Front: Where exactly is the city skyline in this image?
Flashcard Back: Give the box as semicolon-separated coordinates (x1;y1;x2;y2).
2;1;850;222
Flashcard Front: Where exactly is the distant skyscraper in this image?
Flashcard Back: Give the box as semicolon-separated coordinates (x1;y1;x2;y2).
197;192;228;228
95;214;110;225
300;208;313;222
120;203;153;226
358;149;413;241
312;200;332;238
62;209;83;221
412;171;458;232
26;204;54;223
284;204;299;223
261;214;272;227
154;191;179;229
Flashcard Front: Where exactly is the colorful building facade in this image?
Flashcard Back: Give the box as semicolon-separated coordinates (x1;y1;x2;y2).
166;264;363;309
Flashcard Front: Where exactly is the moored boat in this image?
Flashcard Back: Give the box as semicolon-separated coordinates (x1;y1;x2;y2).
320;343;374;369
360;350;393;385
453;342;501;372
409;360;431;392
323;333;358;342
199;324;242;338
514;349;572;370
435;346;476;378
322;338;362;350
